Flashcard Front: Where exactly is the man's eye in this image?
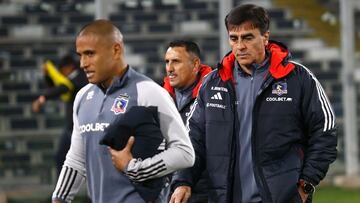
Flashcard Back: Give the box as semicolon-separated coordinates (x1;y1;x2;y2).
85;51;94;57
244;36;253;41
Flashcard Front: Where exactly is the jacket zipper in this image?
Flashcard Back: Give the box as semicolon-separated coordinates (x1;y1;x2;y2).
227;80;237;203
252;74;274;203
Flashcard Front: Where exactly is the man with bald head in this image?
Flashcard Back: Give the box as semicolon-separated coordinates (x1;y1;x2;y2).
51;20;195;203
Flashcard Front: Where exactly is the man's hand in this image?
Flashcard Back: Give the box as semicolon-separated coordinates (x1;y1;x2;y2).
52;200;62;203
42;63;49;75
297;186;308;203
32;95;46;113
170;186;191;203
108;136;135;171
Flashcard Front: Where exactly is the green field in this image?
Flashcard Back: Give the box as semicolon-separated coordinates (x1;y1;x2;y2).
70;186;360;203
313;186;360;203
6;186;360;203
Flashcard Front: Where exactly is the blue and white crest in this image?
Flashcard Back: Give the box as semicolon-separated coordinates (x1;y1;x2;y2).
272;82;288;96
111;94;129;115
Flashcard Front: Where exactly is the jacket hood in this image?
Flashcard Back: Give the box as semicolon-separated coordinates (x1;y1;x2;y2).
218;40;295;82
163;64;212;98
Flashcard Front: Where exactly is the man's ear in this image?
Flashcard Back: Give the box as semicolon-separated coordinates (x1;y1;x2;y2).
193;57;201;74
263;31;270;46
113;43;123;60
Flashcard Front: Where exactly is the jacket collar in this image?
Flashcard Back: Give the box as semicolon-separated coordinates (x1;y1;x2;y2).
218;40;295;82
100;65;131;94
163;64;212;98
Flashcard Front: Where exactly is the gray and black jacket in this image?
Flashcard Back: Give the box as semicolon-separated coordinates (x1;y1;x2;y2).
52;67;195;203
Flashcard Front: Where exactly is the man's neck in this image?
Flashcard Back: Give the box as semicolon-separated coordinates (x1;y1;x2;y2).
177;75;199;92
239;64;253;75
100;64;129;90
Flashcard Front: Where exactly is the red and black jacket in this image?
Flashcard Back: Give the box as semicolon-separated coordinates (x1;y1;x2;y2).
172;41;337;203
163;64;212;122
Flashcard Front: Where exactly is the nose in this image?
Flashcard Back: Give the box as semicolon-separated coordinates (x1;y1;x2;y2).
166;62;174;73
236;40;246;50
80;56;88;69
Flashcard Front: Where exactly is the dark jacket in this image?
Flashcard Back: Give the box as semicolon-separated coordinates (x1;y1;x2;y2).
163;64;212;202
172;41;337;203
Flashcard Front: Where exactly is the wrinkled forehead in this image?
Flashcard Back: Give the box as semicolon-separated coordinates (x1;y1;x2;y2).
228;21;259;32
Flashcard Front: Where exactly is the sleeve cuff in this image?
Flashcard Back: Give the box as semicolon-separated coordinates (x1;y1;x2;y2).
52;197;67;203
171;181;192;192
299;175;317;186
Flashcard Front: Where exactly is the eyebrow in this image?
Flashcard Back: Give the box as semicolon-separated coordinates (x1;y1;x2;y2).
77;50;94;55
166;58;181;62
229;32;253;38
229;34;238;38
240;33;254;39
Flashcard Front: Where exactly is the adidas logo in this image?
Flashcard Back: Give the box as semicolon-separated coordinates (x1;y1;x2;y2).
211;92;222;100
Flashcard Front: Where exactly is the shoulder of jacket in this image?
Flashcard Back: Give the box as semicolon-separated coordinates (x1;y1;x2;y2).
73;83;94;115
288;60;317;78
76;84;95;100
201;69;221;84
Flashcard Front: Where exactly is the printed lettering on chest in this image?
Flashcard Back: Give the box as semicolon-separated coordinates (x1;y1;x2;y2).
266;80;293;102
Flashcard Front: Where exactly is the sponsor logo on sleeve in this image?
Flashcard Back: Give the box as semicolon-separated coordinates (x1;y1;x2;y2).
206;102;226;109
211;86;228;92
207;88;226;109
211;92;223;100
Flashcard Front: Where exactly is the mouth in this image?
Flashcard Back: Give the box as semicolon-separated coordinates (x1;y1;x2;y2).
236;54;251;61
85;71;95;79
237;53;249;57
168;74;177;80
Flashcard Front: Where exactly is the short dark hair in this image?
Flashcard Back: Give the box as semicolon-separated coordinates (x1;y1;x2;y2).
59;55;77;69
168;40;201;58
225;4;269;35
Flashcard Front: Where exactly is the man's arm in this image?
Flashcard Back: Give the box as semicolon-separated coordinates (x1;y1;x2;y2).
32;85;70;112
298;64;337;187
32;95;46;113
170;84;207;202
51;84;92;202
116;81;194;182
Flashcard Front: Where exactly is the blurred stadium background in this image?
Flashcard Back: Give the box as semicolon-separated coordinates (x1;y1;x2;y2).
0;0;359;202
